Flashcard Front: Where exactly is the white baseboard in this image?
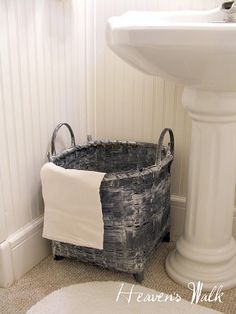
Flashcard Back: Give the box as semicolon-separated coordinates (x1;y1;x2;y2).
170;195;236;241
1;198;235;287
170;195;186;241
0;216;51;288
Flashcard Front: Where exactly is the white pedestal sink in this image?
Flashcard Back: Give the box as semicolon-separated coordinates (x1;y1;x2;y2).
107;7;236;290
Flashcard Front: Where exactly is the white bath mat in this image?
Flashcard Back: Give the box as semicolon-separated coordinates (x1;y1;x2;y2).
27;281;221;314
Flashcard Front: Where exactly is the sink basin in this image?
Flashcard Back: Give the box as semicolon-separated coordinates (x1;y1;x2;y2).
107;7;236;291
107;10;236;91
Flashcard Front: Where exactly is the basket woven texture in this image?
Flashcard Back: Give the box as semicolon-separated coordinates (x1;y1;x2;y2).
48;123;174;275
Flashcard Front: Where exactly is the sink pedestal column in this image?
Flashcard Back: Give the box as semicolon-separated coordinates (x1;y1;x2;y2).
166;87;236;291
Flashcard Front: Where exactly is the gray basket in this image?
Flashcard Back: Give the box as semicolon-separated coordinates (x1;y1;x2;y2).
47;123;174;283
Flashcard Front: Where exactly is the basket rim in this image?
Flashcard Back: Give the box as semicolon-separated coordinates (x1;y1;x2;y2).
49;140;173;181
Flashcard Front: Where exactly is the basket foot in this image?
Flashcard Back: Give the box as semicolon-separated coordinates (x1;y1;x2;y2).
53;255;65;261
162;232;170;243
133;272;144;284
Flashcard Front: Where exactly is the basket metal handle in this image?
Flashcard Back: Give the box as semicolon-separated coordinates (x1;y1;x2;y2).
50;123;76;157
156;128;174;166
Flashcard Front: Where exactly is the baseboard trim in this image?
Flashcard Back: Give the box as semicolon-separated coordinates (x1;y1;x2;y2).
170;195;236;241
1;198;235;287
0;216;51;288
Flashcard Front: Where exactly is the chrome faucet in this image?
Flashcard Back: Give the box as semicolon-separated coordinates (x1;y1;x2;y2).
221;1;236;22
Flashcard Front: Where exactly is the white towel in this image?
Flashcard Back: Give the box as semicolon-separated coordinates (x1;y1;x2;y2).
41;163;106;250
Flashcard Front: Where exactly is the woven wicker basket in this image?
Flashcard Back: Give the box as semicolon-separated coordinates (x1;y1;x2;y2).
47;123;174;283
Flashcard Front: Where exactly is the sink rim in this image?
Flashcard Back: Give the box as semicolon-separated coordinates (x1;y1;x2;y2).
108;17;236;31
108;9;236;29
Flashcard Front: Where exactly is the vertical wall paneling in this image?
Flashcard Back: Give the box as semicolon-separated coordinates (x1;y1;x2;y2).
0;0;227;240
0;0;91;237
0;56;7;243
95;0;224;198
85;0;96;138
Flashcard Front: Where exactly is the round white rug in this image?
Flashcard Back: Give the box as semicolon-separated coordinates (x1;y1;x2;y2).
27;281;221;314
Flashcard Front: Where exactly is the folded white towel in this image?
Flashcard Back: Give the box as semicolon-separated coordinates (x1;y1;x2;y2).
41;163;106;250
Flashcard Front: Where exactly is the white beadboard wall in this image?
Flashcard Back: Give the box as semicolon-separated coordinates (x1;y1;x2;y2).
0;0;229;243
95;0;224;198
0;0;91;240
